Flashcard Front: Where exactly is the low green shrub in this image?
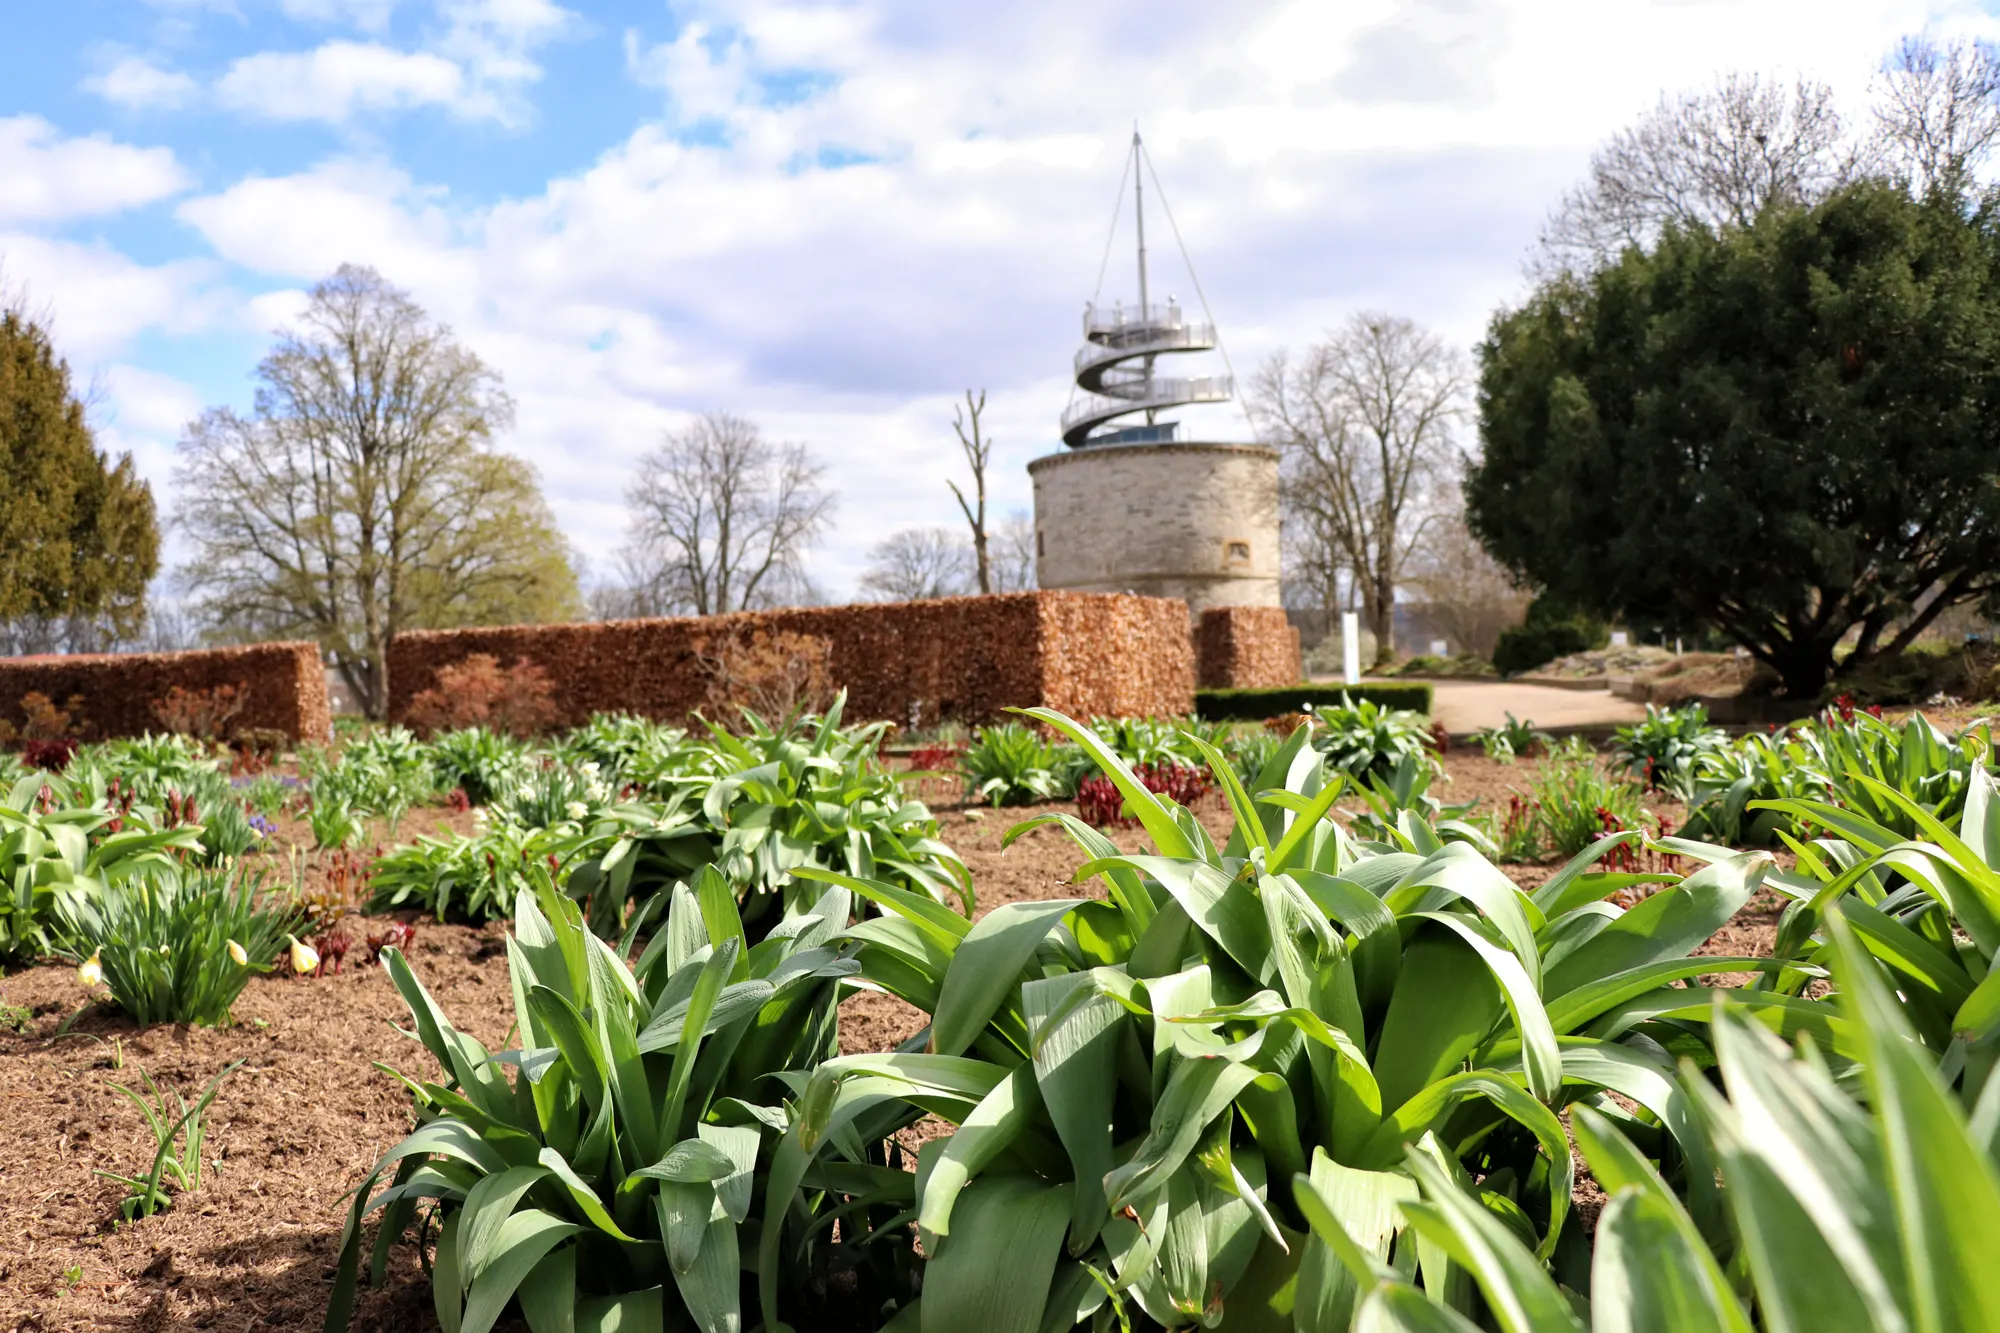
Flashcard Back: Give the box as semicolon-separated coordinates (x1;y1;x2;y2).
1196;681;1432;720
1493;595;1607;676
1348;750;1494;853
1795;709;1985;838
492;760;615;831
569;702;969;936
1829;638;1975;706
69;734;220;804
59;866;300;1026
1734;758;2000;1081
379;697;969;931
555;713;702;788
367;819;565;924
1677;730;1818;846
1391;652;1495;678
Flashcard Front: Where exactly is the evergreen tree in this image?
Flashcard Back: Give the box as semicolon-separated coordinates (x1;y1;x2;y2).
1469;182;2000;697
0;306;158;645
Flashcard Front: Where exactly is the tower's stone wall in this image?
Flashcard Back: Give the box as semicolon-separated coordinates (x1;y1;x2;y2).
1029;441;1281;617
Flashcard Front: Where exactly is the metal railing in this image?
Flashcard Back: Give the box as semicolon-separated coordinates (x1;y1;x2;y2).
1061;374;1234;435
1073;321;1216;379
1081;300;1191;338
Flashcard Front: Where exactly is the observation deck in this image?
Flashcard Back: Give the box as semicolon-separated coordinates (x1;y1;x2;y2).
1061;300;1233;449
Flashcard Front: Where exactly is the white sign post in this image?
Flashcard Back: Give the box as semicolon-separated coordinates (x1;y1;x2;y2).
1342;611;1362;685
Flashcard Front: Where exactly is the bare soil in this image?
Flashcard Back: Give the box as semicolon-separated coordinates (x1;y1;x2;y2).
0;752;1778;1332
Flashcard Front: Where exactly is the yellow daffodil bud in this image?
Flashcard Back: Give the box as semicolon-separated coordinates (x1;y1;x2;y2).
286;934;319;975
76;952;103;987
227;939;249;967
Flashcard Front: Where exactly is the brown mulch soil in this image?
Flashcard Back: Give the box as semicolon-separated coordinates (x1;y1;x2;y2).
0;753;1784;1332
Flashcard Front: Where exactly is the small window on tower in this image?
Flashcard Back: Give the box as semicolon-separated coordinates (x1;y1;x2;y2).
1037;530;1045;558
1224;540;1251;567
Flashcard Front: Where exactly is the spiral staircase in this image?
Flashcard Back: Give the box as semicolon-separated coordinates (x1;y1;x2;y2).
1060;131;1234;449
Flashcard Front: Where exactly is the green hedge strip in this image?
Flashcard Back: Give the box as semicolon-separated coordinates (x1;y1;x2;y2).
1195;682;1434;720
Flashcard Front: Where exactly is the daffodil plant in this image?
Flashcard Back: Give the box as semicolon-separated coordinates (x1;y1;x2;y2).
59;864;299;1027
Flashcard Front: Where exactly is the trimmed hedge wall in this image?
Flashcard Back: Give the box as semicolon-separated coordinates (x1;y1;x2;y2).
0;641;331;743
1195;681;1433;720
389;592;1196;729
1194;606;1300;690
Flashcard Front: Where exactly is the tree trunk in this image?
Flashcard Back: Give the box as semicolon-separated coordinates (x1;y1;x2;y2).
1770;637;1836;701
1366;579;1396;669
366;636;390;721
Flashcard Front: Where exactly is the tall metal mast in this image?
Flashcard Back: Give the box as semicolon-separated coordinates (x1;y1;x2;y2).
1061;129;1233;449
1133;129;1149;316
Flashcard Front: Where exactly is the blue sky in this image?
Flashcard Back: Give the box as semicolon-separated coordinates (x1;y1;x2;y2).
4;0;1998;600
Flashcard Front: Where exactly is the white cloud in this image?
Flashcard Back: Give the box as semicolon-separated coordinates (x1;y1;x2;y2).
177;158;473;283
0;232;221;363
82;56;201;110
278;0;402;31
215;41;469;121
209;0;575;126
94;363;206;494
0;117;191;223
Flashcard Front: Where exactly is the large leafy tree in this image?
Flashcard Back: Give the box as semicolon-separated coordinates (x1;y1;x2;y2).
1469;181;2000;698
0;305;158;646
176;265;578;717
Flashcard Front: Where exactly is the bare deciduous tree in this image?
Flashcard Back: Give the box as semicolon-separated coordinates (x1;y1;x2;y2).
1537;73;1855;273
1538;38;2000;277
1875;35;2000;196
621;412;834;617
175;265;578;718
991;511;1036;593
1403;504;1529;660
947;389;993;594
1250;314;1465;668
858;526;970;602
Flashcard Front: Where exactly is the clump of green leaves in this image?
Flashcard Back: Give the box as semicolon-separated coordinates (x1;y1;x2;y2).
1615;702;1727;794
97;1060;241;1221
304;785;366;851
1472;711;1552;763
555;713;699;789
1315;915;1999;1330
959;722;1073;806
565;697;969;937
424;726;533;806
0;772;203;963
1309;693;1434;781
368;817;564;924
327;871;919;1333
1677;729;1817;846
810;709;1761;1329
1529;737;1651;855
60;865;299;1027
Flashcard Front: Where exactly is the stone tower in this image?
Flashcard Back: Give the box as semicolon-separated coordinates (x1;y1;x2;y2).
1029;131;1281;617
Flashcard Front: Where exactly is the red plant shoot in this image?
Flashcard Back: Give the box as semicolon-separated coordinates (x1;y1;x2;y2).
1076;776;1131;829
